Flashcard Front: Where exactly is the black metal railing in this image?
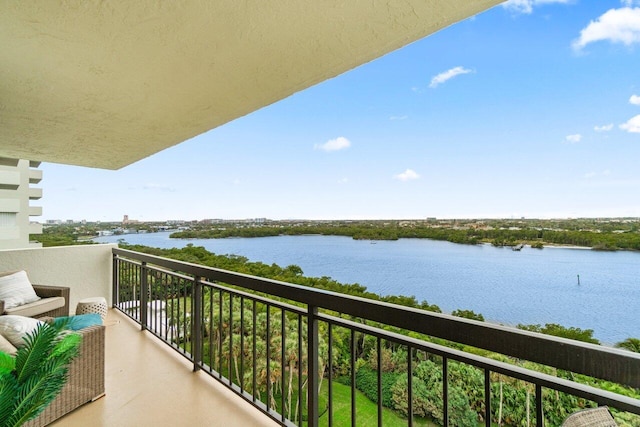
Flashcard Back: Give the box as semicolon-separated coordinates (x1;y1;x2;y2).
112;248;640;426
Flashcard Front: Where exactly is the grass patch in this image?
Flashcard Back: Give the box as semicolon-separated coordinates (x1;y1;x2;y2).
319;380;435;427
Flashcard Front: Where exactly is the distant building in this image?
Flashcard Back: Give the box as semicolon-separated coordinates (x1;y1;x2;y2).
0;158;42;249
122;214;139;225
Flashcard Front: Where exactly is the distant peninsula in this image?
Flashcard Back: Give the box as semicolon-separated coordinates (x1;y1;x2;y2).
169;218;640;252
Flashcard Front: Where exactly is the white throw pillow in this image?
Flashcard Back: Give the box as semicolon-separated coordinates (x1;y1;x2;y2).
0;335;18;356
0;332;18;356
0;270;41;309
0;315;43;347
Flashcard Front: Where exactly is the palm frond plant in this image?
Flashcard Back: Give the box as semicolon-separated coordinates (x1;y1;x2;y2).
0;321;82;427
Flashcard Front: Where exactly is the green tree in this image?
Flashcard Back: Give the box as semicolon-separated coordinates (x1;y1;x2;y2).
451;309;484;322
615;338;640;353
517;323;599;344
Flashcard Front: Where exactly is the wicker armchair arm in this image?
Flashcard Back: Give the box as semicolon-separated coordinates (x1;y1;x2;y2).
32;284;70;317
32;284;70;299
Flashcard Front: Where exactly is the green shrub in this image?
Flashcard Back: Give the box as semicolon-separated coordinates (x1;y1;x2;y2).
355;367;399;408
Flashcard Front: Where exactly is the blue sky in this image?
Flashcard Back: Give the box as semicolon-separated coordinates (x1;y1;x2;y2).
42;0;640;222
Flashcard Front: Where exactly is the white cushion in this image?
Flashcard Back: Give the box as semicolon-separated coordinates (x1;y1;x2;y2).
0;332;18;356
0;315;44;347
0;270;41;309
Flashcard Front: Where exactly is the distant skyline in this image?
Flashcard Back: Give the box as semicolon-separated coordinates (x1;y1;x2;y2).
42;1;640;222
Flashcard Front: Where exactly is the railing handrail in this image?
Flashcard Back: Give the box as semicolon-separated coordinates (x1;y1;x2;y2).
320;313;640;414
113;247;640;388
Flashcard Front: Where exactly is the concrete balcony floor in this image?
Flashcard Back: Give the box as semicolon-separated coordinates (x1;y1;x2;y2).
52;309;278;427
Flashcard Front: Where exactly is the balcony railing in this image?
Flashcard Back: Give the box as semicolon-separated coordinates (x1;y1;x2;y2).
112;247;640;426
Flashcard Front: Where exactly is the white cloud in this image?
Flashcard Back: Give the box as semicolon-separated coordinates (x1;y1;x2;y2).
314;136;351;152
584;169;611;179
572;7;640;51
429;66;473;88
393;169;420;181
621;1;640;7
565;134;582;143
594;123;614;132
630;94;640;105
502;0;572;15
143;183;176;192
338;177;349;184
389;115;408;121
620;114;640;132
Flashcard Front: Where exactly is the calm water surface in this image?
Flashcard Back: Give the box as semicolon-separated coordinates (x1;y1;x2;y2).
96;232;639;344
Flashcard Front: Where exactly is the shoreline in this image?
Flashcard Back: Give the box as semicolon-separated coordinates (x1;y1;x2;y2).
94;232;638;343
98;231;640;253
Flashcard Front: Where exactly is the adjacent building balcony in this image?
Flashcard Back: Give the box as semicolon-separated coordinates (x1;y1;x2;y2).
28;187;42;200
1;244;639;426
29;168;43;185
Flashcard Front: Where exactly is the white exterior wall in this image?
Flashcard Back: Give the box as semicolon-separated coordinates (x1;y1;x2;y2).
0;158;42;249
0;243;116;313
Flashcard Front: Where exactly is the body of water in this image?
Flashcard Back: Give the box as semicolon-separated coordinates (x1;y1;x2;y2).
96;232;639;344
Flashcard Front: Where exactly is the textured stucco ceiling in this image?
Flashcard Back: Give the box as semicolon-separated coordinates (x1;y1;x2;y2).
0;1;501;170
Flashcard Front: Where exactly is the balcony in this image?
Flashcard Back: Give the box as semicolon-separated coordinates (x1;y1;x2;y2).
50;309;276;426
28;187;42;200
1;244;639;426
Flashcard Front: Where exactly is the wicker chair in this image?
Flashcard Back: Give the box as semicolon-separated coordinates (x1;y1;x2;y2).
23;324;105;427
562;407;618;427
0;284;70;318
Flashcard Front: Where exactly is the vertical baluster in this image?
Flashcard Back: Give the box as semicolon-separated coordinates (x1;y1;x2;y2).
377;337;382;427
485;370;491;427
218;289;223;377
192;276;202;370
112;253;118;308
266;305;271;412
125;262;130;314
252;299;257;403
229;293;233;385
443;357;448;426
149;274;155;331
168;277;174;344
281;308;286;422
140;262;148;331
298;313;303;426
536;384;543;427
408;346;413;427
160;273;166;339
240;295;245;393
307;305;319;427
208;286;214;371
183;278;188;354
328;323;333;427
137;264;141;320
134;264;139;317
351;329;356;427
131;262;135;305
